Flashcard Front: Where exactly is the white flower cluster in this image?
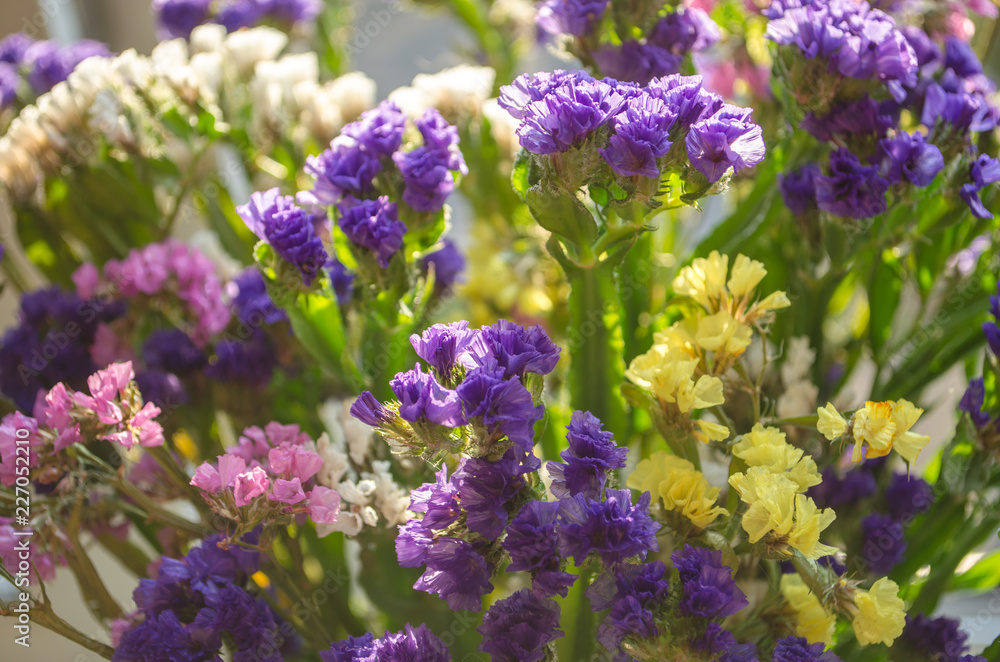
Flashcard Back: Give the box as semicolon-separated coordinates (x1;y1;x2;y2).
314;399;412;537
388;64;495;123
776;336;819;418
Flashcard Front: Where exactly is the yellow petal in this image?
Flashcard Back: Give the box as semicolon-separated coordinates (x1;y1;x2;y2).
728;254;767;297
817;403;848;440
757;290;791;310
693;419;730;443
853;578;906;646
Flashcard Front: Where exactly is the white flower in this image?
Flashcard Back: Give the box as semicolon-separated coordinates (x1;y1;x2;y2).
224;28;288;75
190;24;227;54
338;480;372;505
368;460;411;527
315;432;350;488
781;336;816;386
317;511;364;537
189;52;224;102
391;65;495;121
777;382;819;419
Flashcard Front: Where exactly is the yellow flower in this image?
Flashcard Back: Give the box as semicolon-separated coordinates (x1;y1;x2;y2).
852;401;896;461
756;290;791;311
626;345;725;414
817;403;848;440
673;250;729;307
781;574;836;645
693;419;730;444
852;578;906;646
696;311;753;356
729;467;837;558
628;451;729;529
732;424;821;491
728;254;768;298
888;400;930;464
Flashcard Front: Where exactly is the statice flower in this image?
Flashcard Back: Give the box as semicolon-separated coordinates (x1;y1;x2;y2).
780;164;821;215
884;473;933;521
685;104;766;182
321;623;450;661
808;466;878;509
599;92;676;178
557;489;659;566
142;329;206;376
672;544;748;618
862;513;907;574
592;41;682;87
391;363;468;427
960;154;1000;218
504;500;577;597
238;188;329;285
498;70;593;121
456;366;543;452
815;148;889;218
412;536;494;611
470;318;562;378
212;0;323;32
897;614;986;662
547;410;627;499
477;589;563;662
409;321;479;377
0;33;32;65
921;83;998;134
227;267;288;327
690;622;759;661
421;240;465;292
393;109;467;212
877;131;944;186
24;39;110;95
153;0;213;39
801;97;898;142
0;64;18;108
454;451;526;539
773;636;843;661
304;136;383;206
536;0;609;37
342;100;407;158
504;73;626;154
587;561;671;652
337;197;407;268
960;376;992;427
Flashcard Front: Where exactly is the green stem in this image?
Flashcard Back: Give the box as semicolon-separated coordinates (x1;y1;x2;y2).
567;260;627;440
557;562;597;661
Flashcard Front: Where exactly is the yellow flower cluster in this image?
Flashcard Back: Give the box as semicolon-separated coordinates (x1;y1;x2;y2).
627;451;729;530
817;400;930;464
732;424;822;491
729;428;836;559
780;574;836;645
852;578;906;646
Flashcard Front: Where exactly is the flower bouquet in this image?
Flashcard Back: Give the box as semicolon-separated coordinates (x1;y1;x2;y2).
1;0;1000;660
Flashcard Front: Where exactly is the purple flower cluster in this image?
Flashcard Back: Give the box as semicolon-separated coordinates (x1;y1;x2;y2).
337;197;407;268
154;0;322;40
672;545;749;619
547;410;627;499
238;188;330;286
813;148;890;219
115;533;295;662
321;623;450;661
896;614;986;662
586;561;670;652
690;622;759;661
960;154;1000;219
477;589;563;662
773;636;843;661
421;240;466;293
766;0;918;87
306;102;466;215
500;70;764;184
0;33;109;102
0;285;120;411
800;97;899;143
961;288;1000;426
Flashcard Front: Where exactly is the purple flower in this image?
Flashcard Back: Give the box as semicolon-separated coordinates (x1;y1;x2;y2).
304;137;382;206
547;410;627;499
477;589;563;662
393;147;456;213
142;329;206;376
686;105;765;183
238;188;329;285
342;100;407;158
193;585;283;662
227;268;288;327
649;8;721;55
780;163;821;215
391;363;468;427
959;377;991;428
647;74;724;129
672;544;748;618
472;319;562;378
409;463;462;531
808;466;878;509
901;26;940;69
409;322;479;376
944;37;983;79
456;367;542;451
413;537;493;611
207;334;277;388
862;512;906;574
414;109;465;169
885;473;933;521
454;452;525;539
321;633;377;661
0;34;33;65
338;197;407;268
512;75;626;154
592;41;682;86
877;131;944;186
921;83;998;134
504;500;577;597
773;636;843;662
801;97;898;142
691;623;759;662
960;154;1000;219
153;0;213;40
498;70;593;121
25;40;109;94
322;623;450;662
396;519;434;568
421;240;465;292
898;614;983;662
0;63;18;108
558;489;659;567
815;148;889;218
587;561;670;652
599;92;676;178
536;0;609;37
350;391;392;427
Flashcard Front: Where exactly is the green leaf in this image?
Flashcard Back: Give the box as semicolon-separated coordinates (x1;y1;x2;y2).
511;149;532;201
950;549;1000;591
526;186;599;248
868;252;902;358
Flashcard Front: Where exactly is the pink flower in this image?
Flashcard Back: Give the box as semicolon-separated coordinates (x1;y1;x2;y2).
269;477;307;504
307;486;341;524
90;323;135;367
43;382;75;430
233;467;270;506
131;402;164;447
263;421;311;446
77;362;134;425
52;426;82;453
217;454;247;489
268;443;323;482
72;263;100;299
191;462;222;493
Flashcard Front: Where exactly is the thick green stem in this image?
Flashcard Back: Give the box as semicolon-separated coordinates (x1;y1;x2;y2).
617;229;653;368
567;261;627;440
556;563;597;662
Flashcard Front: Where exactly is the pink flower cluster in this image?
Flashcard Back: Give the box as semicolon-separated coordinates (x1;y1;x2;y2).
191;422;341;526
0;517;63;582
43;361;164;451
0;412;42;487
73;240;231;346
